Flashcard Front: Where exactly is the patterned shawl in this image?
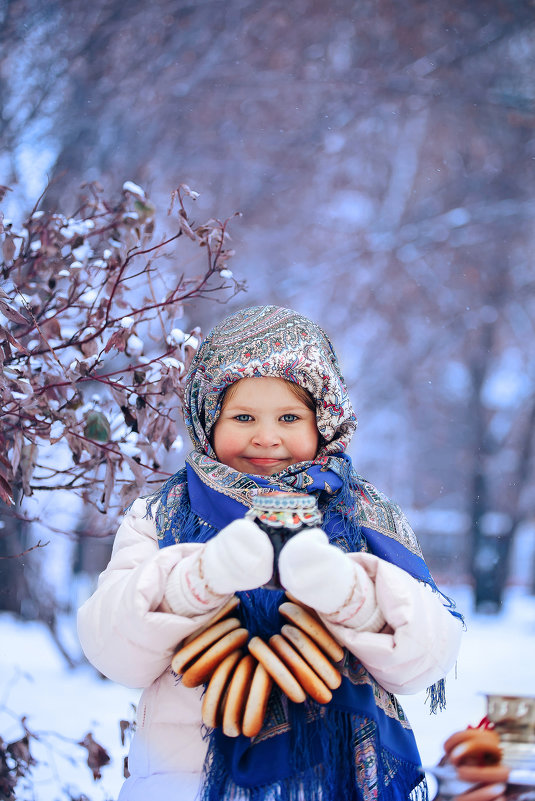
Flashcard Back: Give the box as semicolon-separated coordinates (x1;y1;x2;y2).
147;306;459;801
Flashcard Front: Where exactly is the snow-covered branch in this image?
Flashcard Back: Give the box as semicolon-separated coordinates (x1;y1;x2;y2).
0;181;244;516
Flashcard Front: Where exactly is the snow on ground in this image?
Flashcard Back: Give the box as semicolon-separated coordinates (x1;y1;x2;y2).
1;585;534;800
0;614;135;800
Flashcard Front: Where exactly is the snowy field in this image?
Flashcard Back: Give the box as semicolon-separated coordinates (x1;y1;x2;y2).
1;585;534;800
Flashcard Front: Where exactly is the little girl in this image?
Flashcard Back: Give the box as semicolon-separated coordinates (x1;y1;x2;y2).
78;305;462;801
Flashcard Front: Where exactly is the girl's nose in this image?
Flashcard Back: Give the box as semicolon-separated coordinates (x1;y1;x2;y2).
252;423;281;447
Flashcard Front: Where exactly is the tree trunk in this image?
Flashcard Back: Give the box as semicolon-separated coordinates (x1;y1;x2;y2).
467;323;504;612
468;322;535;611
468;452;510;612
0;502;30;614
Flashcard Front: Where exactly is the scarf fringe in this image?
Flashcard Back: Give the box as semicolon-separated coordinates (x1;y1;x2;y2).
144;467;186;518
320;461;367;554
200;706;428;801
426;678;446;714
236;589;286;638
411;777;429;801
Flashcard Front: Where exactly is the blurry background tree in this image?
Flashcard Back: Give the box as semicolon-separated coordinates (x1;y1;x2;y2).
1;0;535;611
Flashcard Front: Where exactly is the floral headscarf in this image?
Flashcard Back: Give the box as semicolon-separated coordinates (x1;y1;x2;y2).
183;305;357;457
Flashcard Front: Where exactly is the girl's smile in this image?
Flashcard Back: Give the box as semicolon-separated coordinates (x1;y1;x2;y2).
212;376;320;475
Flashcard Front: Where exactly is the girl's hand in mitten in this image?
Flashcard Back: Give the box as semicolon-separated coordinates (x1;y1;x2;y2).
278;528;385;632
165;519;274;616
202;518;274;595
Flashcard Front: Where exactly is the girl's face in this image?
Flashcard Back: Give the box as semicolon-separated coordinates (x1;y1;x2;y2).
212;377;320;475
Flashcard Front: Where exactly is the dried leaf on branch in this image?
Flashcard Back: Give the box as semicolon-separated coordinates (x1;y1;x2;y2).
77;733;111;781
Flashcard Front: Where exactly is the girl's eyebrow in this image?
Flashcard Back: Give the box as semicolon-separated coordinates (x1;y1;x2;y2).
223;404;308;413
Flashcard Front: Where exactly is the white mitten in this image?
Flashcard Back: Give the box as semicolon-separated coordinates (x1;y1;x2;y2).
278;528;385;632
165;518;274;616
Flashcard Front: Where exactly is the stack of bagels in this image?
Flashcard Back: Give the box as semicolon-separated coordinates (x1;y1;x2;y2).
437;726;510;801
171;596;345;739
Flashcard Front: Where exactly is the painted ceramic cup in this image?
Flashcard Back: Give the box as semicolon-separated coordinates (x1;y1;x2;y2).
246;491;322;590
485;694;535;745
486;694;535;785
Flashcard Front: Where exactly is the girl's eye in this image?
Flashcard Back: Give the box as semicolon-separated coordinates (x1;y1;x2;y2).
280;414;299;423
234;414;253;422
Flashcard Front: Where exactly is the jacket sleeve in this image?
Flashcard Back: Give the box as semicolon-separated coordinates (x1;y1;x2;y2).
77;497;223;689
321;552;462;695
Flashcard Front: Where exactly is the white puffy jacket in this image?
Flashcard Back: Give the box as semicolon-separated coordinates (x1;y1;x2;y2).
77;497;462;801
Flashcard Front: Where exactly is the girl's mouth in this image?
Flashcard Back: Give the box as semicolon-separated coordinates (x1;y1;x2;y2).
243;457;289;475
246;457;286;465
